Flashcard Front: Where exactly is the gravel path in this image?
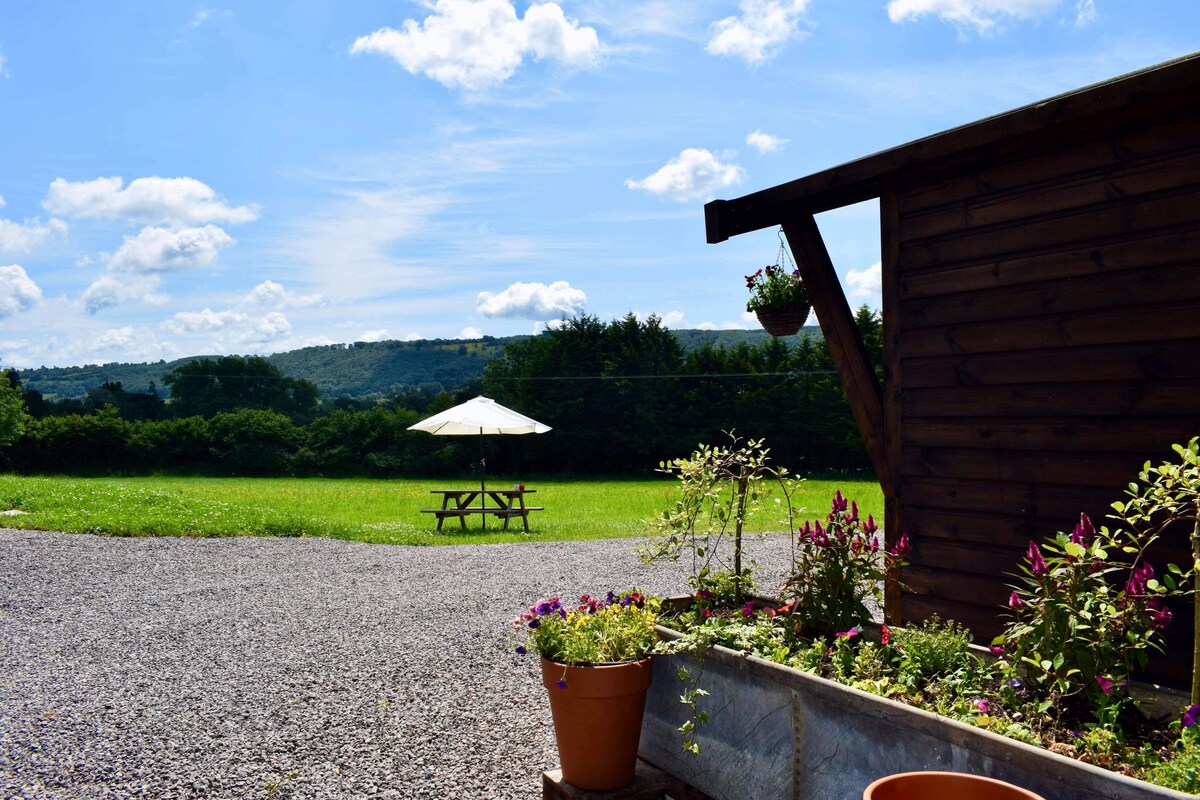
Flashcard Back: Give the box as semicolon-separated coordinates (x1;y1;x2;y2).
0;529;796;800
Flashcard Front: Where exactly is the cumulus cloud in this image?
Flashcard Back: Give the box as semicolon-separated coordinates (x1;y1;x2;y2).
477;280;587;319
0;217;68;253
746;130;787;154
107;225;234;274
845;261;882;305
162;308;291;345
241;279;323;309
44;176;259;226
402;331;423;341
0;264;42;318
358;329;389;342
458;326;484;339
163;308;248;334
82;274;167;314
886;0;1061;33
707;0;810;64
625;148;745;202
350;0;602;91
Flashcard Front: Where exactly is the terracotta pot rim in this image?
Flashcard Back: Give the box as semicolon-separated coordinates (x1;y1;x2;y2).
863;770;1047;800
541;656;652;669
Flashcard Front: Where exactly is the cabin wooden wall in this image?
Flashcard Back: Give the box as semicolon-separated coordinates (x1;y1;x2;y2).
884;83;1200;682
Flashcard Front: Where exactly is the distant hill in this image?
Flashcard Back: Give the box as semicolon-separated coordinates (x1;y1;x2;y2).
14;326;823;400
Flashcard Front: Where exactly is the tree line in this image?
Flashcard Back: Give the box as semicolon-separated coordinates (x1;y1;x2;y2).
0;311;880;477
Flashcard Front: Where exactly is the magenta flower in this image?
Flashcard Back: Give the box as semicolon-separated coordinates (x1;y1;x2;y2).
835;628;860;639
1008;591;1024;610
1147;599;1173;631
1126;562;1155;597
741;600;757;618
1069;514;1095;547
1095;676;1115;695
989;644;1005;657
974;698;990;714
1026;541;1048;576
889;531;911;559
1183;705;1200;728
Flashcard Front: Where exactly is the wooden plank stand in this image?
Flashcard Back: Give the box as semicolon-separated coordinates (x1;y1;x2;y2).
543;760;714;800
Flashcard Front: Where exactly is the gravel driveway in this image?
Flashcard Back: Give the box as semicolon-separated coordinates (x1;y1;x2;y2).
0;529;795;800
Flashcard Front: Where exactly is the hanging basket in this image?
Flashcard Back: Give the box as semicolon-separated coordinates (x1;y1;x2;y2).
754;302;811;337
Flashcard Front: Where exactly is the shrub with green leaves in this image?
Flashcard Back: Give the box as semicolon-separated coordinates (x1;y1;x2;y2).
778;491;906;640
639;433;800;605
892;616;978;691
995;439;1200;731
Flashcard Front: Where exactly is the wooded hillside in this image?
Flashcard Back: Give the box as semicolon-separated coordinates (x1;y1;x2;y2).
17;328;822;400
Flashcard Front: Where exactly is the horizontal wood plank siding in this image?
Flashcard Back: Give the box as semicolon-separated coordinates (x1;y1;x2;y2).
890;85;1200;684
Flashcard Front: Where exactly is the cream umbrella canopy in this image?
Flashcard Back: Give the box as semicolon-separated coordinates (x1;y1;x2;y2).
407;396;551;527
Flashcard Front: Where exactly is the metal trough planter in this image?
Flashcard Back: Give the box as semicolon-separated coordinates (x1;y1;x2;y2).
639;622;1194;800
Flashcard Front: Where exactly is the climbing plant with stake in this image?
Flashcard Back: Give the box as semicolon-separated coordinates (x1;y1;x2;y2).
638;432;801;606
1108;437;1200;703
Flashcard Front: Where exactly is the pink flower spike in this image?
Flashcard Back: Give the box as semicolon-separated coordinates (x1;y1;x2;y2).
1026;541;1048;576
1008;591;1024;610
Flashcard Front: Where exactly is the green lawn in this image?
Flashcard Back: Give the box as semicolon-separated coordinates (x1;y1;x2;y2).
0;473;883;546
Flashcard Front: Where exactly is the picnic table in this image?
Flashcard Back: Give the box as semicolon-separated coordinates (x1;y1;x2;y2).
422;488;543;531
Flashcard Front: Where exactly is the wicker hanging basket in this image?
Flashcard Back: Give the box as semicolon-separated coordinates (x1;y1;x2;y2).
754;302;811;337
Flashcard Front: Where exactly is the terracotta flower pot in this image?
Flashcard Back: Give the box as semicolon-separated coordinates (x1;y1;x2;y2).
754;303;811;336
541;657;653;791
863;771;1047;800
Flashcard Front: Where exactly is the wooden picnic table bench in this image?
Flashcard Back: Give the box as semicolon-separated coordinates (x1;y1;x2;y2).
422;488;542;531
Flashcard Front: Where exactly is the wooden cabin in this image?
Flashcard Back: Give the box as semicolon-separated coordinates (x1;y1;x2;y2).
706;53;1200;682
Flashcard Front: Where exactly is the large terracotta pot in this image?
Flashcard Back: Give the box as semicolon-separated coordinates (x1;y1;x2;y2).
864;771;1047;800
754;303;810;336
541;657;653;791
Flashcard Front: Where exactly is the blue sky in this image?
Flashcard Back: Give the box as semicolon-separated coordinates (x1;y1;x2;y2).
1;1;1197;368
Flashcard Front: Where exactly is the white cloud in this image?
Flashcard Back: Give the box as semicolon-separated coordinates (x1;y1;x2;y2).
241;279;323;309
107;225;234;274
458;326;484;339
634;310;686;328
0;50;8;79
163;308;248;334
44;176;259;226
625;148;745;202
0;217;67;254
190;9;213;27
350;0;602;91
358;329;389;342
477;280;587;319
244;311;291;343
886;0;1061;33
1073;0;1096;26
0;195;5;207
746;130;787;154
162;307;290;346
707;0;810;64
82;274;167;314
0;264;42;318
845;261;882;305
402;331;423;341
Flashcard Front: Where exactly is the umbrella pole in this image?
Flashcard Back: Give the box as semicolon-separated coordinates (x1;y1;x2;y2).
479;430;486;530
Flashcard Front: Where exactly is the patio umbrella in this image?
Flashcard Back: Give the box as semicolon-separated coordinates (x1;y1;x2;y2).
407;396;551;527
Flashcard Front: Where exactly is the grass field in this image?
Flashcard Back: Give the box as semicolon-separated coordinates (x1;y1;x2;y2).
0;473;883;546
